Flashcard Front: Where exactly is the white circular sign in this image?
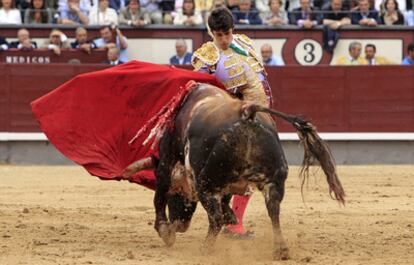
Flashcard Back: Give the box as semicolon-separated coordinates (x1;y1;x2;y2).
294;39;323;65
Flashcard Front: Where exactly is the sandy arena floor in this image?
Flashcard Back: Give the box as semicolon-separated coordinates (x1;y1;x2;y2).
0;165;413;265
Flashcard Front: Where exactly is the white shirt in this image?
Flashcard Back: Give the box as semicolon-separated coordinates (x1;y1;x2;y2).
110;60;119;65
173;10;203;25
0;9;22;24
89;8;119;25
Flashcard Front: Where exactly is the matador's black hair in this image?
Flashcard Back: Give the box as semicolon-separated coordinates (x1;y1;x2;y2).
208;7;234;32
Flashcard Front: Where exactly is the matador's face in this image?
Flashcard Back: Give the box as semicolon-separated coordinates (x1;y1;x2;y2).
212;28;233;50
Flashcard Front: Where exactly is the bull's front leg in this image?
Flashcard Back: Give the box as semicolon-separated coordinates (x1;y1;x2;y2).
198;192;224;252
154;161;177;247
154;185;177;246
262;182;290;260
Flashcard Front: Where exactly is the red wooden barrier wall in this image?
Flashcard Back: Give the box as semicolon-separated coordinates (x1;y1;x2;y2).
271;66;414;132
0;63;413;133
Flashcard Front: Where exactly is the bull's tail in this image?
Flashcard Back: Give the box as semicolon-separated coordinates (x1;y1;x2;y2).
242;103;345;205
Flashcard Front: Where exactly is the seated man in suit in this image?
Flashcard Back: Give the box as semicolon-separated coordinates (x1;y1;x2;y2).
289;0;320;29
118;0;151;27
71;27;97;54
351;0;380;26
232;0;262;25
169;39;192;65
103;47;125;65
322;0;351;30
336;41;368;65
9;28;37;50
364;43;392;65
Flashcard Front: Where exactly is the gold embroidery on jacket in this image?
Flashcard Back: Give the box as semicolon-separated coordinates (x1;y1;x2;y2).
228;64;244;78
191;42;219;70
224;57;238;69
224;75;247;89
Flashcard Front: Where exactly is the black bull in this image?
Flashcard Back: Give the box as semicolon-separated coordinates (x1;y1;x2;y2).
123;83;345;260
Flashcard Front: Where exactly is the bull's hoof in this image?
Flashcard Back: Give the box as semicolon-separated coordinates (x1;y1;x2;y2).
175;220;191;233
273;247;290;260
158;222;176;247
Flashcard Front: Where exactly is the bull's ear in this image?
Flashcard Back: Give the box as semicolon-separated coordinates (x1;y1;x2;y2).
241;103;258;121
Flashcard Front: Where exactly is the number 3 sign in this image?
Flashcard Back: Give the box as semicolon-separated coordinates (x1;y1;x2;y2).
294;39;323;65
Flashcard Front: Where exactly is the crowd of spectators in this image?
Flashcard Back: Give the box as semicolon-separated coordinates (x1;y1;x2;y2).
0;0;414;26
0;24;129;65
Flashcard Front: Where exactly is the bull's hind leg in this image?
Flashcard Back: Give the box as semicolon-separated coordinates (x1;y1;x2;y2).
222;194;238;225
198;193;224;252
262;177;290;260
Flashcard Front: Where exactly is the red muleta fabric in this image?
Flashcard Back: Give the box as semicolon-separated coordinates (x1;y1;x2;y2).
31;61;224;190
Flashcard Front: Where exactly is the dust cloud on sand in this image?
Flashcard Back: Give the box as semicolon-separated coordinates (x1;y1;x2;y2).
1;165;413;265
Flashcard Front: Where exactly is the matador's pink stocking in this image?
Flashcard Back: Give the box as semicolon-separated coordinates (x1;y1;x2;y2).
226;194;251;234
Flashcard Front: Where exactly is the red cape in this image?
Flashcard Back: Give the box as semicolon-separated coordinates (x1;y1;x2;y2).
31;61;224;190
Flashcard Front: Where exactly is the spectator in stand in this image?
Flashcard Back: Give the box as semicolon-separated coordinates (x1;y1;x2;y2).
0;0;22;24
173;0;203;25
0;36;8;50
94;25;129;62
262;0;287;25
140;0;163;24
379;0;404;25
348;0;375;10
9;28;37;50
89;0;118;25
57;0;91;16
289;0;319;28
402;42;414;65
336;41;368;65
119;0;150;26
103;47;124;65
375;0;406;15
406;8;414;26
24;0;53;24
261;43;284;65
43;28;70;55
364;43;391;64
169;39;192;64
351;0;381;26
58;0;89;24
71;27;97;53
227;0;240;10
322;0;351;30
232;0;262;25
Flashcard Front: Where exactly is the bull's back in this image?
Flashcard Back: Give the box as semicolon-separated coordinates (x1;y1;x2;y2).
179;85;283;187
175;84;242;140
